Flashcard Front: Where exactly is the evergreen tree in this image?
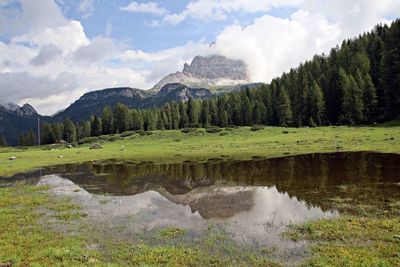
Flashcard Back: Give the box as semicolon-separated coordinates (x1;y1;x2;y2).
187;98;200;127
83;121;91;138
308;81;325;125
171;102;180;129
91;116;102;136
341;72;364;124
41;123;55;144
252;100;266;125
101;106;114;134
276;87;292;127
18;133;26;146
363;73;378;122
26;130;36;146
114;103;131;133
63;118;77;143
52;123;63;142
178;102;189;128
0;135;7;147
131;109;144;130
242;95;253;125
200;101;210;126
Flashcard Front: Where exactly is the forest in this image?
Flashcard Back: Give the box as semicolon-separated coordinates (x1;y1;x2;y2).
15;19;400;146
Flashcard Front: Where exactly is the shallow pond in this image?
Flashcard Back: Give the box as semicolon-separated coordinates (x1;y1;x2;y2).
2;152;400;262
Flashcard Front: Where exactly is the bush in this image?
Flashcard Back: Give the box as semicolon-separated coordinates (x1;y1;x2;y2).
139;131;152;136
181;128;196;133
226;125;239;129
98;135;110;141
78;137;98;144
109;137;119;142
205;126;223;133
120;131;136;137
282;130;289;134
251;125;264;131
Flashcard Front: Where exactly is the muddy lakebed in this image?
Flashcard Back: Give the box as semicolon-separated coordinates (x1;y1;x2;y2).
1;152;400;264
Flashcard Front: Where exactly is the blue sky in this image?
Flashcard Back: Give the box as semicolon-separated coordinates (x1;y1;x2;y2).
57;0;286;51
0;0;399;114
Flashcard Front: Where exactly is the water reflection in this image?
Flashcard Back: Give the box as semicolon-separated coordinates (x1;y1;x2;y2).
1;152;399;246
38;175;335;247
36;152;400;213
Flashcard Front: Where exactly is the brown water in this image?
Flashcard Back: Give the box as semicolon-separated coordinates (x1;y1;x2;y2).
2;152;400;261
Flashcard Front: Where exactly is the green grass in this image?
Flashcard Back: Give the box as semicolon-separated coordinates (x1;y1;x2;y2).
157;227;186;239
0;185;279;266
1;125;400;177
285;203;400;266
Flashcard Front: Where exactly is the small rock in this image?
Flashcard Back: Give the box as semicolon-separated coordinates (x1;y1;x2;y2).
394;235;400;241
121;146;125;148
58;155;64;159
8;156;16;160
90;143;102;149
67;144;73;148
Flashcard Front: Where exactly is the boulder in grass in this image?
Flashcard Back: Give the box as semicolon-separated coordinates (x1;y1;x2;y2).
90;143;102;149
8;156;16;160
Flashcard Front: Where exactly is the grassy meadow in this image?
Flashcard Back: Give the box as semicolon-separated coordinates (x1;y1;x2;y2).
1;125;400;177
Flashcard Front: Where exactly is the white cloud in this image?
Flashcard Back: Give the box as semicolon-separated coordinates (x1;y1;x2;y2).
0;0;67;35
72;38;118;64
31;44;62;66
163;0;302;25
120;2;166;16
78;0;94;19
211;11;340;82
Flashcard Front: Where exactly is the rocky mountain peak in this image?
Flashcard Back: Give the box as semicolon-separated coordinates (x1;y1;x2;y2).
20;104;38;116
153;55;250;90
182;55;249;80
0;102;38;116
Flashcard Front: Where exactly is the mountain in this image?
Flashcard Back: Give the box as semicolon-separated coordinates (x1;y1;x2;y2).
0;103;38;117
0;55;255;145
153;55;250;90
54;83;212;122
0;103;45;146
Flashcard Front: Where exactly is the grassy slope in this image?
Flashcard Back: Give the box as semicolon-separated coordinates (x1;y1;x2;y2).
1;126;400;177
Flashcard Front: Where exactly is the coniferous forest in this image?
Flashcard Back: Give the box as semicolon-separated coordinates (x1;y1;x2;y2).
18;20;400;145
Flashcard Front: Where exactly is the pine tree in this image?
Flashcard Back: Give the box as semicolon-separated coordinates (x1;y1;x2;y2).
26;130;36;146
171;102;180;129
341;72;364;124
41;123;55;144
252;100;266;125
18;133;26;146
200;101;210;126
308;81;325;125
363;73;378;122
276;87;292;127
63;118;77;143
91;116;102;136
241;95;253;125
82;121;91;138
0;135;7;147
178;102;189;128
102;106;114;135
114;103;131;133
52;123;63;142
187;98;200;127
131;109;144;130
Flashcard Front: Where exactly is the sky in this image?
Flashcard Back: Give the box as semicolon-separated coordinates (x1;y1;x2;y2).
0;0;399;115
